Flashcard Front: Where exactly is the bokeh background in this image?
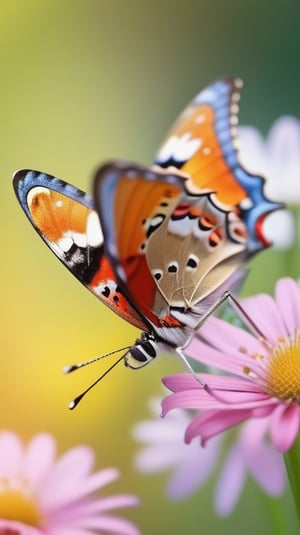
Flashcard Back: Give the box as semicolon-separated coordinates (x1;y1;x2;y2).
2;1;300;533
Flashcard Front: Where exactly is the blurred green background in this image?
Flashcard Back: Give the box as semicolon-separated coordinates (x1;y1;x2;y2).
2;1;300;533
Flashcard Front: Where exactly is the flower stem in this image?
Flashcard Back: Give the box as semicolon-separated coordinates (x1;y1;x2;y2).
284;434;300;527
263;492;296;535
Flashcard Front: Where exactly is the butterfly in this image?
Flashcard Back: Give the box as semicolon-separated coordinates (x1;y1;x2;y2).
13;77;280;406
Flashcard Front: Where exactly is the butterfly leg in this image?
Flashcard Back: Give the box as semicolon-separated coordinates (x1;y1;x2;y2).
192;290;234;332
174;291;236;391
176;347;230;399
192;290;266;339
175;347;208;388
222;291;267;340
186;290;272;402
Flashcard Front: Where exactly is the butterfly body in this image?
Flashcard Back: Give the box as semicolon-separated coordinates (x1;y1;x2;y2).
13;78;281;372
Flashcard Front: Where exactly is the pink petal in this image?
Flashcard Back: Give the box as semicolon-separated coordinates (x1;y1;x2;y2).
162;388;274;416
75;495;140;513
50;445;95;480
0;431;24;477
239;417;269;443
40;445;95;508
184;409;253;444
187;334;264;378
251;406;275;418
167;437;220;500
269;404;300;452
77;514;141;535
51;495;139;523
43;467;119;511
196;316;264;357
241;294;287;343
163;373;264;394
275;278;300;333
133;419;185;443
23;433;56;488
214;443;246;516
134;444;188;472
246;443;285;495
229;419;286;496
50;529;96;535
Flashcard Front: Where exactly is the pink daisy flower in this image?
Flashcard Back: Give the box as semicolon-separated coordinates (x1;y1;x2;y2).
132;398;221;500
162;277;300;453
215;418;285;516
133;399;285;515
0;431;140;535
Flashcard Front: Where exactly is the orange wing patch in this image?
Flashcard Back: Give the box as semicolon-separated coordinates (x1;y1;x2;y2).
113;174;182;260
112;172;183;326
169;105;246;206
27;187;92;241
26;183;147;331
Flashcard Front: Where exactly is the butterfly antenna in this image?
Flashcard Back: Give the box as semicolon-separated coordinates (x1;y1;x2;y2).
63;346;131;374
68;354;125;410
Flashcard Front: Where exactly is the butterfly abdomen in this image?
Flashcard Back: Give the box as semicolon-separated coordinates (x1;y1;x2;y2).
124;333;160;369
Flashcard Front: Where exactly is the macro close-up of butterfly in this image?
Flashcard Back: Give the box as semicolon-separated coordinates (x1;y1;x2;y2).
13;78;280;407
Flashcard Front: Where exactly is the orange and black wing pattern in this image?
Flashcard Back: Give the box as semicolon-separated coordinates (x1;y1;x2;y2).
93;162;186;330
13;169;147;331
155;77;281;253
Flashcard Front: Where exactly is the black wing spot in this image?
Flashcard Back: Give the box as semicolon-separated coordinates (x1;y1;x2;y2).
186;257;198;269
101;286;110;298
209;236;219;247
168;263;178;273
152;269;163;281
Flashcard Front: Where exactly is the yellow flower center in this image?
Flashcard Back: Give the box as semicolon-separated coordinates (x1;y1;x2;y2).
265;329;300;401
0;477;43;526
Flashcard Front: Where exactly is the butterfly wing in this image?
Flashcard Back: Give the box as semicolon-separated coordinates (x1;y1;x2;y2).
13;78;281;352
93;162;188;332
93;79;281;339
155;77;281;253
93;161;248;350
144;189;247;312
95;79;280;340
13;169;147;330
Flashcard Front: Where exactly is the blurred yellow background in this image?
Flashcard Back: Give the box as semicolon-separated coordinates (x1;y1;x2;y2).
2;1;300;533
